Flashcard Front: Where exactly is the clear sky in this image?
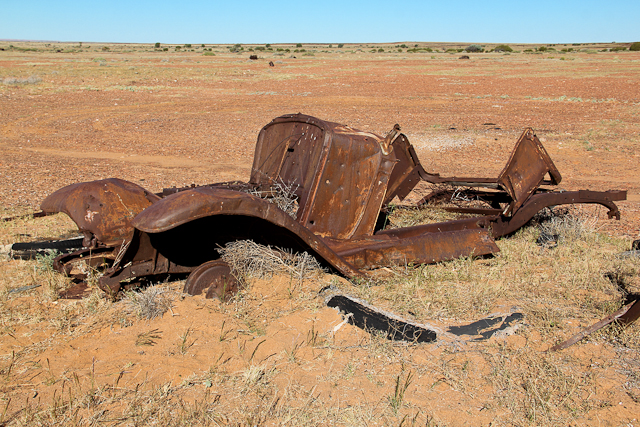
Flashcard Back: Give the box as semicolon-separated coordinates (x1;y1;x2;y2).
2;0;638;45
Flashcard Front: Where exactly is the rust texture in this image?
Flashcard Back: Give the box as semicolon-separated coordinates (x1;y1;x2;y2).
38;113;626;300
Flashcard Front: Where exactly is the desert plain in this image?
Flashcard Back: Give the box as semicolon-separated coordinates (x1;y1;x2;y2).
0;41;640;426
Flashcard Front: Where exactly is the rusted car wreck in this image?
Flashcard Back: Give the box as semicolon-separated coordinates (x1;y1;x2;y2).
40;113;626;299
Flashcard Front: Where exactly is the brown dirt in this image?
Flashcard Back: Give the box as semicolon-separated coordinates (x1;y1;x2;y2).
1;43;640;425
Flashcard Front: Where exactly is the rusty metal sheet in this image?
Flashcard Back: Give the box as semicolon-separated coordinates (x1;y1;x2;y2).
490;190;626;237
325;292;438;342
130;187;363;279
329;229;498;270
249;114;396;240
497;128;562;216
550;299;640;351
41;178;159;246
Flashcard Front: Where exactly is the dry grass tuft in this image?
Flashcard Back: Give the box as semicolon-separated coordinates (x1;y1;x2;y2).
537;208;596;244
125;286;174;320
217;239;324;285
136;328;163;346
488;341;599;426
249;179;299;218
385;205;462;228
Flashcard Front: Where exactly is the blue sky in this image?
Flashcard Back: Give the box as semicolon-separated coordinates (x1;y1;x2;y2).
2;0;638;44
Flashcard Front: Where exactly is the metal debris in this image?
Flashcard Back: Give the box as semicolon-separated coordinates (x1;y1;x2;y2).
31;114;625;301
325;292;438;343
550;299;640;351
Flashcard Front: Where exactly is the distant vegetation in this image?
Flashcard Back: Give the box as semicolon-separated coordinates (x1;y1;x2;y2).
494;44;513;52
465;44;484;53
1;41;638;57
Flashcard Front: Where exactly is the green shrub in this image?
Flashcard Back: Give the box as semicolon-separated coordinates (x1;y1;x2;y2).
537;46;548;51
465;44;483;52
154;42;160;48
184;44;191;48
296;43;302;48
378;48;384;52
201;44;205;47
630;42;640;51
611;46;627;52
163;47;168;51
337;43;344;48
494;44;513;52
203;52;215;56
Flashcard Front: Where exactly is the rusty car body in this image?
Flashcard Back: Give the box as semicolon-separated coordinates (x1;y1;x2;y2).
40;113;627;299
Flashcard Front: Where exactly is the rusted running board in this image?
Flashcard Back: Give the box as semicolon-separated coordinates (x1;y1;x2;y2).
329;228;498;270
325;292;438;342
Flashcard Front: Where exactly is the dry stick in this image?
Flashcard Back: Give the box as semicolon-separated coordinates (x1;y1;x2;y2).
1;211;50;222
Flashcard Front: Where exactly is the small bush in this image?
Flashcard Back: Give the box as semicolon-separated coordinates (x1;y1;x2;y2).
494;44;513;52
184;44;191;48
203;52;215;56
126;286;174;320
163;47;168;51
338;43;344;48
630;42;640;51
537;46;547;52
218;240;323;285
296;43;302;48
3;75;42;85
377;48;384;52
154;42;160;48
611;46;627;52
465;44;483;52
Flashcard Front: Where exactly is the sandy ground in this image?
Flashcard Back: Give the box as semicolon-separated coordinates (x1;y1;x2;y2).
1;43;640;425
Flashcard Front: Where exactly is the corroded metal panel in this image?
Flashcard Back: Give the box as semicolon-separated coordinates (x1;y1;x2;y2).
40;178;159;246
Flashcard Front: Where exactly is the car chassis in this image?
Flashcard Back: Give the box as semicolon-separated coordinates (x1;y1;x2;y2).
39;113;626;300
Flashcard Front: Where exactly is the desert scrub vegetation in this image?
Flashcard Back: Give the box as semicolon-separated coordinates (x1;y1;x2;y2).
2;76;42;85
494;44;513;52
217;239;324;286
